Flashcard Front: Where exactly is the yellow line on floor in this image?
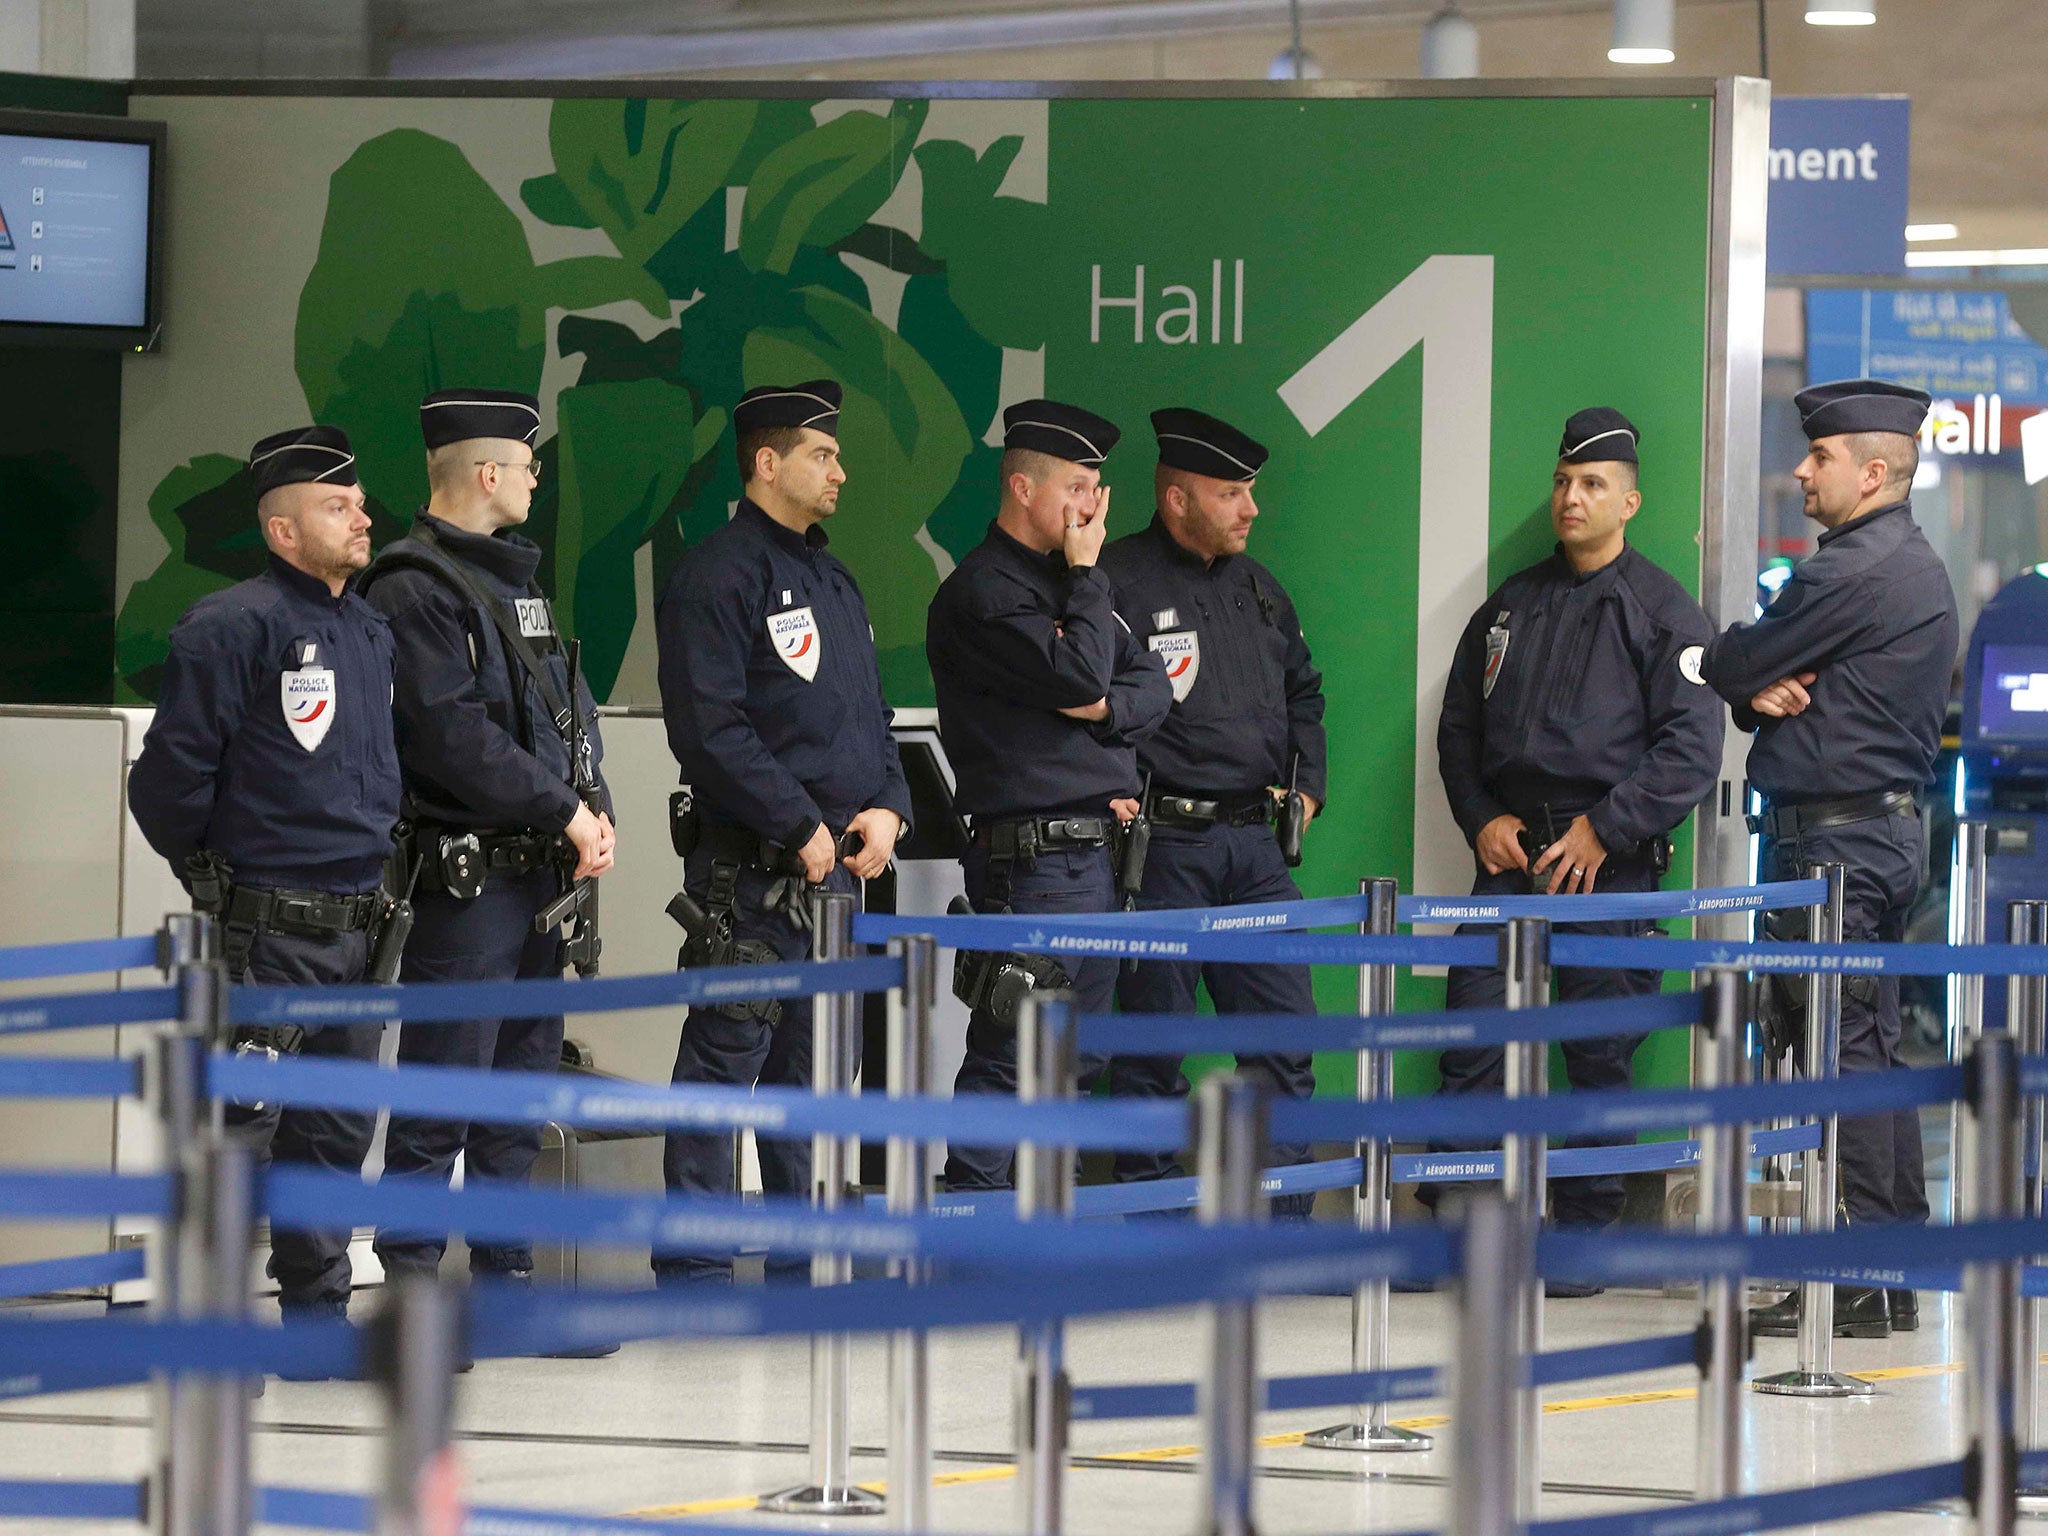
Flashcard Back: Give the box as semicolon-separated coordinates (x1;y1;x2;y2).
615;1358;1977;1518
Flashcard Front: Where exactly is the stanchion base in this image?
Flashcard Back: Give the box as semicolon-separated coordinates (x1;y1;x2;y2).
1750;1369;1874;1399
757;1485;886;1516
1300;1420;1434;1452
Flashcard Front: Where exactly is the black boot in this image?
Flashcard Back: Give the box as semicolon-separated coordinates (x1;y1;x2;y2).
1544;1278;1607;1299
1750;1286;1891;1340
1888;1288;1919;1332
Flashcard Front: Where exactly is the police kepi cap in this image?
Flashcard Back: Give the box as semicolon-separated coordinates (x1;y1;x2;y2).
1151;407;1268;482
1795;378;1932;441
248;425;358;497
1002;399;1120;467
419;388;542;450
1557;407;1639;466
734;379;842;437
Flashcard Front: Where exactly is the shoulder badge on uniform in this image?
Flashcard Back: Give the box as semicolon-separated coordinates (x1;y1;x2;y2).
768;606;821;682
1149;629;1200;703
281;643;336;752
1678;645;1706;686
1153;607;1179;630
1483;616;1511;699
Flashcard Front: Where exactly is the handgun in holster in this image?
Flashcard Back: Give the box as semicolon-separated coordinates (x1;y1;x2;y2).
1278;756;1306;868
946;895;1071;1027
1116;776;1153;910
365;821;418;987
666;888;782;1023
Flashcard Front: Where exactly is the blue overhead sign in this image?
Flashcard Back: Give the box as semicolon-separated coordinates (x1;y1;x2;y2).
1807;289;2048;412
1768;96;1910;277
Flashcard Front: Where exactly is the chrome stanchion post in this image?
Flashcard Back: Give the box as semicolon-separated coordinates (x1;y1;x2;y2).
372;1279;464;1536
1502;915;1549;1522
886;934;937;1532
1966;1031;2019;1536
1954;821;1991;1222
1304;878;1430;1454
150;912;233;1536
764;890;882;1516
1755;861;1870;1398
1694;971;1748;1501
2012;901;2048;1490
1197;1074;1269;1536
1015;990;1077;1536
1449;1194;1529;1536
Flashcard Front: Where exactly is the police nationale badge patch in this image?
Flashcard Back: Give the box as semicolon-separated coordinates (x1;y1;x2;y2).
281;663;336;751
1483;621;1511;699
1149;629;1200;702
768;606;821;682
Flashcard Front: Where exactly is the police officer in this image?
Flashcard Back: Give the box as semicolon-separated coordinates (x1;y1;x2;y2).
1100;408;1327;1215
1430;408;1723;1265
1702;379;1955;1340
357;389;617;1296
654;379;910;1285
130;425;401;1324
927;399;1175;1192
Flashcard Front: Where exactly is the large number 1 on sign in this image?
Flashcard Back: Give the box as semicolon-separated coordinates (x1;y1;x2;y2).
1276;254;1496;908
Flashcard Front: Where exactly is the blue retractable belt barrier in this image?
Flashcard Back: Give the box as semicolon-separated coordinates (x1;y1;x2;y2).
0;1355;161;1402
1526;1331;1697;1388
0;1312;363;1381
1554;933;2048;977
209;1052;1194;1151
0;1057;142;1099
1075;990;1700;1056
0;1245;145;1299
0;986;178;1037
0;1172;172;1220
0;1478;146;1521
856;892;1375;943
255;1486;869;1536
1395;1123;1822;1186
845;914;1495;966
1272;1062;1964;1147
1530;1458;1966;1536
1399;878;1825;926
0;934;160;984
229;954;904;1029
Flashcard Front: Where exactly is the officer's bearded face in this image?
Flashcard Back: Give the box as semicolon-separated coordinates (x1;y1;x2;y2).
1169;474;1259;560
771;429;846;521
1549;461;1637;556
269;481;371;582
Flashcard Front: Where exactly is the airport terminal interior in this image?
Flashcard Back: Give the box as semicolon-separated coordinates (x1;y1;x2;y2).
3;3;2048;1536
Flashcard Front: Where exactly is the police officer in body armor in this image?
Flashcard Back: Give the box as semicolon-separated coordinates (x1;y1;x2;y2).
357;389;617;1296
1702;379;1956;1340
1100;409;1327;1215
653;380;910;1285
1429;409;1723;1270
926;400;1175;1193
130;426;402;1323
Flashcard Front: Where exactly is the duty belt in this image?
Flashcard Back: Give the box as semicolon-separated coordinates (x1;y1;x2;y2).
699;819;809;877
225;885;380;938
974;815;1115;860
1146;791;1275;830
1748;789;1917;841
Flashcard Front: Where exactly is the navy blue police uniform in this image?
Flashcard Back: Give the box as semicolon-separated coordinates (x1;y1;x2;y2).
1702;380;1955;1259
129;425;400;1320
927;399;1175;1192
653;379;911;1284
356;389;612;1286
1100;409;1326;1213
1431;409;1723;1232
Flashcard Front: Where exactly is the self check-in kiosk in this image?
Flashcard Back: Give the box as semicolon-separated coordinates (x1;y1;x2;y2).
1959;566;2048;1029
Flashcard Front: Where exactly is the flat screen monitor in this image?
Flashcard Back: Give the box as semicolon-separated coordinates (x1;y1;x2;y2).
1978;644;2048;744
0;109;165;349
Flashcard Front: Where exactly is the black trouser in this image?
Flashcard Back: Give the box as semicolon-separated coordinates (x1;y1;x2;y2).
225;926;381;1316
945;842;1175;1191
1419;850;1663;1230
1114;817;1319;1213
1762;808;1928;1228
374;869;566;1280
655;856;857;1285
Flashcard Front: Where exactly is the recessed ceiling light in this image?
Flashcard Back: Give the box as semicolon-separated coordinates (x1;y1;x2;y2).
1805;2;1876;22
1903;248;2048;268
1905;223;1960;242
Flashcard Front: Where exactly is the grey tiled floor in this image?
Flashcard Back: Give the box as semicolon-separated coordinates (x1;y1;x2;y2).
0;1281;1994;1536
